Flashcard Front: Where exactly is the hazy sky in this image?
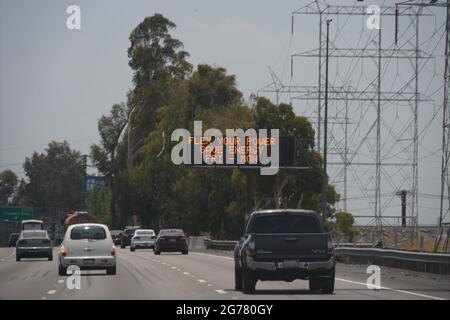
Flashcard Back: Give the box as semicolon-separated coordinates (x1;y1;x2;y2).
0;0;448;225
0;0;302;170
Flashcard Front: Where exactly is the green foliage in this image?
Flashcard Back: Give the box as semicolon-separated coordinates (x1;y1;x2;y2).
0;169;18;205
85;185;111;225
90;103;128;227
334;211;359;242
21;141;85;209
127;14;193;166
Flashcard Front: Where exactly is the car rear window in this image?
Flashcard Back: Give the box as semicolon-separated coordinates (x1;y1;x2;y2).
22;231;47;239
135;236;152;240
248;214;321;234
159;229;184;236
136;231;154;236
70;226;107;240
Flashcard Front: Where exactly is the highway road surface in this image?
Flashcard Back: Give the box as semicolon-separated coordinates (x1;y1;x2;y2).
0;247;449;300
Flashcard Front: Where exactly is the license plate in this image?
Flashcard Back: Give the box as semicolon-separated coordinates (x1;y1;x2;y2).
283;260;299;269
169;239;176;243
83;259;95;265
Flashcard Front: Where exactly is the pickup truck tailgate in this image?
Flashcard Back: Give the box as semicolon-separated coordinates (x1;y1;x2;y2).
253;233;330;261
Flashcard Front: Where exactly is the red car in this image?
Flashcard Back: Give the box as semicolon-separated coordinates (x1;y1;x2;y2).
154;229;188;255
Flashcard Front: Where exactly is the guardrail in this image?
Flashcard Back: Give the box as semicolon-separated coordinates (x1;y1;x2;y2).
335;247;450;275
201;239;450;275
204;239;238;251
334;242;376;248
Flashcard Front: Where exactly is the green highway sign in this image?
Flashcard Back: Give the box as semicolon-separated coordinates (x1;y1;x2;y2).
0;207;33;221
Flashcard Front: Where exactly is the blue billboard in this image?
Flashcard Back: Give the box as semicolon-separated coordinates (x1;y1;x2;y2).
84;176;106;192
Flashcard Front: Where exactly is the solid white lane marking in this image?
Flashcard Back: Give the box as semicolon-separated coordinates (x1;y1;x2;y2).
197;279;206;283
47;290;56;295
215;289;227;294
335;277;446;300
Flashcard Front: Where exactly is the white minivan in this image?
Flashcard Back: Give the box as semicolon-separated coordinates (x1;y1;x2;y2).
58;223;116;276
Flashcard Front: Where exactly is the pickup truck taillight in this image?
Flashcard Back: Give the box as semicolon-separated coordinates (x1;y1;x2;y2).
245;237;256;257
327;239;335;255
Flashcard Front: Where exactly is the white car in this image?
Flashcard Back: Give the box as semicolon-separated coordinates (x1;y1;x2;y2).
58;223;116;276
130;229;156;252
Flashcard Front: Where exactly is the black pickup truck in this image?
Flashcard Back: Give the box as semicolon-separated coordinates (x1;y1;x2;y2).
234;209;335;294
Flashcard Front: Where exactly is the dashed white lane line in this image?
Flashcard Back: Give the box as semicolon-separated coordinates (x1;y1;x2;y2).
335;277;446;301
126;251;239;298
0;252;14;262
57;280;65;284
41;297;47;300
47;290;57;295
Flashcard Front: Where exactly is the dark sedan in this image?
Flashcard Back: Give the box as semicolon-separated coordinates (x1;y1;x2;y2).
110;230;122;245
16;230;53;261
120;226;140;248
154;229;188;255
8;233;20;247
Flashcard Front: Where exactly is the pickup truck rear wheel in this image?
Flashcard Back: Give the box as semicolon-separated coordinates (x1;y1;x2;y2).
234;266;243;291
242;269;256;294
320;268;335;294
309;277;321;292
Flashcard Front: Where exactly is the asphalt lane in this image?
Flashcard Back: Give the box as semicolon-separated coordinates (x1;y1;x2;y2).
0;247;448;300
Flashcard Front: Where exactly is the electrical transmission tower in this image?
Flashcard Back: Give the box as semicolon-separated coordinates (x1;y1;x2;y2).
258;0;448;245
